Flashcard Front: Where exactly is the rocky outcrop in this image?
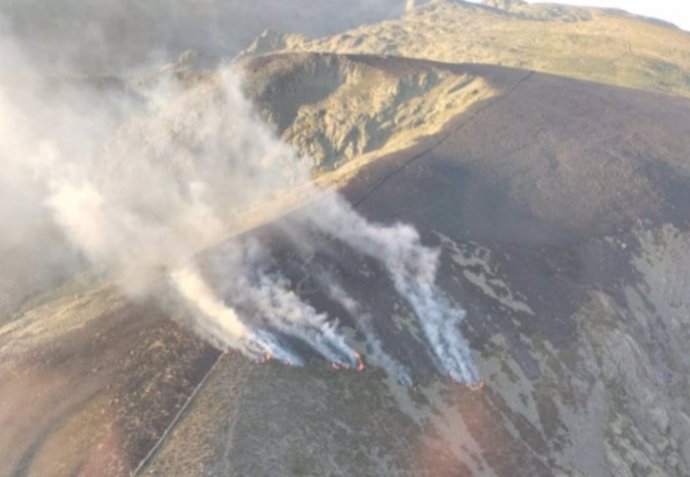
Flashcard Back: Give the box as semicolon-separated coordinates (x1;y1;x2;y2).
242;53;496;168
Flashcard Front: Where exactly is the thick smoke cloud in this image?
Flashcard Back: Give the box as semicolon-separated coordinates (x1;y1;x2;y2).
0;15;478;385
0;0;405;75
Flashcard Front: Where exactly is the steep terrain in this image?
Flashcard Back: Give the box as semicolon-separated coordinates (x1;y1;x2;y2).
139;54;690;476
4;2;690;477
241;53;497;168
3;50;690;475
256;0;690;98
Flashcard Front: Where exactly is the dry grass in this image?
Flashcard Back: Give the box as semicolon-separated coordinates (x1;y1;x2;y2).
262;0;690;98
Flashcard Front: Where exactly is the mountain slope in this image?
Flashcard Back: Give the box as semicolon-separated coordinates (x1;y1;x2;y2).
240;53;499;168
5;53;690;476
141;56;690;476
262;0;690;98
5;2;690;476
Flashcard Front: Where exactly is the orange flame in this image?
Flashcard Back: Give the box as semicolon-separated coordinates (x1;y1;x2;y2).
354;353;365;372
468;380;485;392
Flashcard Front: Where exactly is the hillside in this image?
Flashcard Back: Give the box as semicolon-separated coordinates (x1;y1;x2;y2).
4;52;690;475
4;2;690;477
256;0;690;98
240;53;498;169
145;57;690;476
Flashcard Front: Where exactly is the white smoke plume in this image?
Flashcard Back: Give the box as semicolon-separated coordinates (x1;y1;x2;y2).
296;194;480;384
170;264;305;366
0;22;478;385
325;279;413;387
195;239;360;368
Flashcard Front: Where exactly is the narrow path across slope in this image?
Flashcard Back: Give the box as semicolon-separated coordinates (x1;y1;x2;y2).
353;70;534;207
130;353;226;476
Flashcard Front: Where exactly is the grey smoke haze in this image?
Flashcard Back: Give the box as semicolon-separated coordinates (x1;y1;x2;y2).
0;0;405;75
0;5;478;385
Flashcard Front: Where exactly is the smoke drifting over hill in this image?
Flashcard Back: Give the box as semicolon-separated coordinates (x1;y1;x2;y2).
0;18;478;385
0;0;405;75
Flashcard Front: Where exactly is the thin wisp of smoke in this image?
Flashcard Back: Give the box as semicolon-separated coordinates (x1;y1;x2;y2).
0;34;478;385
325;279;414;387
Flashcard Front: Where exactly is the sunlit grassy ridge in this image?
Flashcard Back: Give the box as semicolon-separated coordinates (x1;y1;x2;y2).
261;0;690;98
